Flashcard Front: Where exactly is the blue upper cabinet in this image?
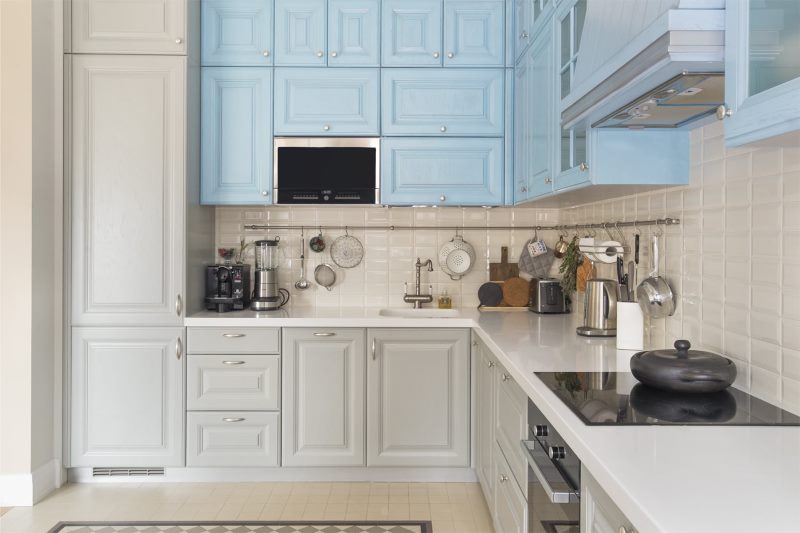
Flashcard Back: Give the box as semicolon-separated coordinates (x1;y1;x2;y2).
382;0;443;66
201;68;273;205
724;0;800;147
443;0;504;67
328;0;381;66
274;0;327;66
201;0;274;66
382;68;504;136
515;0;554;64
526;21;554;200
381;138;504;205
274;68;380;135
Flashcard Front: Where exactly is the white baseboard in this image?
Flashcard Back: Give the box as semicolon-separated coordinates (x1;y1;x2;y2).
0;458;61;506
68;466;477;484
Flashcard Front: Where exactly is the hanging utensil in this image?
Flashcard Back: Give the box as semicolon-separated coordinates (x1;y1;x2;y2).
636;234;675;318
330;228;364;268
314;263;336;291
310;228;326;253
294;232;310;291
438;233;476;280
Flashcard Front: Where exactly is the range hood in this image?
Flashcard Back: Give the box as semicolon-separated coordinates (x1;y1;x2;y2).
561;0;725;130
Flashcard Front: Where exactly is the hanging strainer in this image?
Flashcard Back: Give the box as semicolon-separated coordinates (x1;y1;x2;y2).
438;234;476;280
330;229;364;268
314;263;336;291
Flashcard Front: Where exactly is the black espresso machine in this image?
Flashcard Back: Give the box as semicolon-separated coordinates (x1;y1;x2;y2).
205;264;251;312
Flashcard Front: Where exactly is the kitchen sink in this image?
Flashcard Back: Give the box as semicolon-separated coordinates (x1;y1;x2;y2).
378;308;461;318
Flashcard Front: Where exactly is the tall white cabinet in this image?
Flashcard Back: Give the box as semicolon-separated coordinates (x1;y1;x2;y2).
367;329;470;467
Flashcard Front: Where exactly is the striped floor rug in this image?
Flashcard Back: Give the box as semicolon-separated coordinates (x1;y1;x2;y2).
48;522;433;533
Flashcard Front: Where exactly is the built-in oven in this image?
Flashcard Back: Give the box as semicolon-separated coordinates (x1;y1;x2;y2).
523;399;581;533
273;137;380;204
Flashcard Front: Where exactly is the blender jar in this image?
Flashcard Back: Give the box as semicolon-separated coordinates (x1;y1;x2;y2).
254;238;280;270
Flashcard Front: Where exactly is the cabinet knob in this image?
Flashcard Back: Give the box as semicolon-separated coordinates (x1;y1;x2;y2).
262;50;270;57
715;104;732;120
175;37;183;44
499;474;509;483
501;373;511;382
330;51;338;58
432;51;440;59
548;446;566;460
520;31;529;39
544;177;552;184
579;162;588;172
439;195;446;202
447;52;454;59
521;186;527;193
440;126;447;133
487;360;495;368
533;424;548;437
316;51;324;58
323;124;330;131
619;528;636;533
261;190;269;197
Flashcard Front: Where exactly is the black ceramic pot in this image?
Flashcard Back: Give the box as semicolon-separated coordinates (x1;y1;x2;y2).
629;384;737;423
630;340;737;393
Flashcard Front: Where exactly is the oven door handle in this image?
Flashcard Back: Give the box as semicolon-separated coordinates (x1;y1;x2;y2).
521;439;580;504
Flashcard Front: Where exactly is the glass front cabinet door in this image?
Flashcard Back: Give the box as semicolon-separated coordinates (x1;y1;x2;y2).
724;0;800;147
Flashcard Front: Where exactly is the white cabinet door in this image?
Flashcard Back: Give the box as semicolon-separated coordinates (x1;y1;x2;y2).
187;355;280;411
581;466;638;533
72;0;187;54
493;441;527;533
187;411;280;467
70;327;185;467
475;335;496;501
495;364;528;497
71;55;184;326
367;328;470;467
282;328;366;467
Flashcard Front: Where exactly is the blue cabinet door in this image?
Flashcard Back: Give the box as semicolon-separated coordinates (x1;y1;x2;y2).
201;0;274;66
514;0;531;62
443;0;504;67
201;68;273;205
527;23;553;199
513;46;530;202
274;0;326;66
724;0;800;147
382;69;504;136
382;0;443;66
274;68;380;135
381;138;504;205
328;0;380;66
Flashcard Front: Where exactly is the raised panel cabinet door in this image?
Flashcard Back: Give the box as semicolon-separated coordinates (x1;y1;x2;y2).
72;0;186;54
201;0;274;66
201;67;273;205
528;26;554;198
187;354;280;411
328;0;381;67
186;411;280;467
282;328;366;467
444;0;504;66
476;342;497;500
71;55;185;326
367;329;470;467
513;49;530;203
381;138;504;206
382;0;443;66
514;0;531;61
274;68;380;135
381;68;504;136
493;442;527;533
70;327;185;467
274;0;327;66
495;366;528;497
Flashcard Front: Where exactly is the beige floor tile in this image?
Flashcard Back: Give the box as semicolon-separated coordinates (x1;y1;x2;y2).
346;492;369;504
323;503;347;519
216;501;244;519
302;503;327;519
408;490;429;504
429;503;455;521
409;503;431;520
368;493;389;503
386;503;410;520
173;502;223;520
348;483;371;494
431;520;456;533
236;503;265;520
345;503;368;520
366;503;389;518
280;503;307;520
306;493;329;504
258;503;286;519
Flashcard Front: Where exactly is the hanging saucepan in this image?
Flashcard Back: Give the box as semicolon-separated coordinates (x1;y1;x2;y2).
636;234;674;318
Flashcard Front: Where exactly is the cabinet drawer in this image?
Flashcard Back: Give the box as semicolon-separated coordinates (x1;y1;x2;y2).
382;69;504;136
186;411;280;467
493;441;527;533
381;138;504;205
496;366;528;498
187;327;280;354
274;68;380;135
187;355;280;411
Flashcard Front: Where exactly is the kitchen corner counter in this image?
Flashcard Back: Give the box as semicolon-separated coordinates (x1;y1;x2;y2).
185;307;800;533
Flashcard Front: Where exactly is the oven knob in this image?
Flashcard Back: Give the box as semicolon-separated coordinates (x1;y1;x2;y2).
548;446;566;460
534;424;548;438
323;195;330;201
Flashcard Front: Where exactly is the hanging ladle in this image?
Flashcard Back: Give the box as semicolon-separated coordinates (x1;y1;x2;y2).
295;231;310;291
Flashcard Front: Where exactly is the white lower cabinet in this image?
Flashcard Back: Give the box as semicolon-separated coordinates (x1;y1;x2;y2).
187;355;280;411
495;364;529;498
367;328;470;467
581;466;638;533
282;328;366;467
70;327;185;467
475;334;497;501
493;441;528;533
186;411;280;467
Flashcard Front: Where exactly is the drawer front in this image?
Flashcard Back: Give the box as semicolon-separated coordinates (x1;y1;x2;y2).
496;367;528;498
381;137;504;205
187;327;280;354
493;441;527;533
187;411;280;467
187;355;280;411
274;68;380;135
382;69;504;136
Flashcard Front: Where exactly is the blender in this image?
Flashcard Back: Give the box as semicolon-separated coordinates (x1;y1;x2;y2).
251;238;290;311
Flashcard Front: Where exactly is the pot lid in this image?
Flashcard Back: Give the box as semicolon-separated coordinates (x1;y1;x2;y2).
634;340;734;368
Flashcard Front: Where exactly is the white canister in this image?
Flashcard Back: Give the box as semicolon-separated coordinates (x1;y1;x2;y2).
616;302;644;351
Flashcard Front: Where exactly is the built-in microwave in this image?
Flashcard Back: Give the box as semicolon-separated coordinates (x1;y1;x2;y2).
273;137;380;204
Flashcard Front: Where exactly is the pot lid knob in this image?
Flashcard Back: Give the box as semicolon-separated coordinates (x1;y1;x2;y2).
674;339;691;357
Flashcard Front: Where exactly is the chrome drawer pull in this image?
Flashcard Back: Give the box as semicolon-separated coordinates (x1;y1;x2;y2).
499;474;508;483
222;417;245;423
313;332;336;337
176;337;182;360
501;373;511;382
222;333;245;338
222;360;245;365
521;439;579;504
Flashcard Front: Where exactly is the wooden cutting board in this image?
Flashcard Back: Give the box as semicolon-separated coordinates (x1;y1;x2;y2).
490;246;519;281
576;260;596;293
501;276;530;307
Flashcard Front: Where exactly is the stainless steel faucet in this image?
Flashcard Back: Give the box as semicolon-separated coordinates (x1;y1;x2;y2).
403;258;434;308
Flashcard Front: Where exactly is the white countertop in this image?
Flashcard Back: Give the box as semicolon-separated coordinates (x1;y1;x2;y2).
186;307;800;533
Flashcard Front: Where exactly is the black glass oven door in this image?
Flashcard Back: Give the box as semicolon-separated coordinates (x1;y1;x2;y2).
522;439;580;533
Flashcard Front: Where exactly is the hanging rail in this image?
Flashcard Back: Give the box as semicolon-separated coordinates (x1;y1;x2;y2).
243;217;680;232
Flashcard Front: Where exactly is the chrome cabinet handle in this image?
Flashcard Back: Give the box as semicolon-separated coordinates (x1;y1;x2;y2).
371;338;376;360
175;38;183;44
313;332;336;337
316;51;324;58
440;126;447;133
175;294;182;317
499;474;508;483
222;333;245;338
521;186;527;192
262;50;270;57
544;177;552;184
222;417;245;423
439;195;446;202
323;124;330;131
330;51;338;58
432;51;440;59
520;31;529;39
222;360;245;365
472;340;478;346
501;373;511;382
521;439;580;504
716;104;732;120
176;337;182;360
261;190;269;197
579;162;588;171
447;52;454;59
487;360;495;368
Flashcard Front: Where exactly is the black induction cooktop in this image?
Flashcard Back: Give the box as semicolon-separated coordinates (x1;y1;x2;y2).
535;372;800;426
